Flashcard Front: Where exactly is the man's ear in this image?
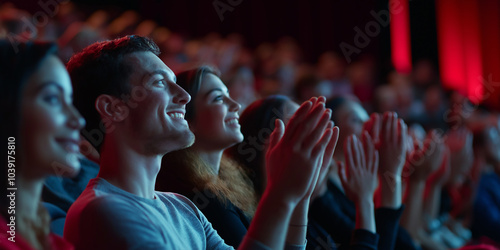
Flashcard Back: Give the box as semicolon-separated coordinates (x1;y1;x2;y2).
95;94;129;122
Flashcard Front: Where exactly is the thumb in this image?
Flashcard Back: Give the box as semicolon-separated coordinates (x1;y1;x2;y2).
268;119;285;150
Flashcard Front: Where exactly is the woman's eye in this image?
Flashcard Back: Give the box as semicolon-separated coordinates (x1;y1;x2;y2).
43;94;61;105
214;95;223;102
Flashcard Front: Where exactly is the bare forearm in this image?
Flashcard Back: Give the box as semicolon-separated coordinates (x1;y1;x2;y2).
286;200;309;245
241;190;295;250
380;175;402;209
355;198;376;233
423;183;442;221
400;181;425;237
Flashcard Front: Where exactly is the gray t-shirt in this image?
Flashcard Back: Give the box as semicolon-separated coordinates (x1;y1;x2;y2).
64;177;266;250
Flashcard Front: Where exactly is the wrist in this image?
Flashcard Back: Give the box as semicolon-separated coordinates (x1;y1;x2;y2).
408;180;426;190
261;188;296;212
355;197;375;207
380;174;402;188
380;176;402;208
355;198;376;233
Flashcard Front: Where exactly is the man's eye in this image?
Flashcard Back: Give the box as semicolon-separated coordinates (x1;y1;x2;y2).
154;79;166;86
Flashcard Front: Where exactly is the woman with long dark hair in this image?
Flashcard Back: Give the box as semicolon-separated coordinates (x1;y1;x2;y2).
0;40;85;249
157;65;338;248
227;95;381;250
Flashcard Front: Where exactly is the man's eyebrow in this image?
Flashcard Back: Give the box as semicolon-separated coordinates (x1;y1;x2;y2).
143;70;176;82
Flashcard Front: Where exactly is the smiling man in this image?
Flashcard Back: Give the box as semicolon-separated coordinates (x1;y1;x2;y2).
64;35;336;250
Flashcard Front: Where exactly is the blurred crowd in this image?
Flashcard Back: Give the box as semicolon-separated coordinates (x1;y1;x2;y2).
2;1;500;250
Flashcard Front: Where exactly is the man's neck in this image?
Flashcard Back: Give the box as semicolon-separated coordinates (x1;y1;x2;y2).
97;137;162;199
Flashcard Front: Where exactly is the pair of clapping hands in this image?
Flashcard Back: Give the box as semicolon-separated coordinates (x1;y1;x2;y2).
262;95;474;207
263;97;408;207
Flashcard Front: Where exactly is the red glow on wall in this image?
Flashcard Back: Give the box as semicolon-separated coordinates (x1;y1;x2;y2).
478;1;500;110
389;0;412;74
436;0;466;92
436;0;483;104
461;0;483;104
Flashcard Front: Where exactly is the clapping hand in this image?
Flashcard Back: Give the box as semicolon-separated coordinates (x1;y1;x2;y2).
339;132;379;204
265;97;337;206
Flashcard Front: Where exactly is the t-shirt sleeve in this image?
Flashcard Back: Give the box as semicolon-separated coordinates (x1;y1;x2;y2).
174;194;234;250
74;197;167;250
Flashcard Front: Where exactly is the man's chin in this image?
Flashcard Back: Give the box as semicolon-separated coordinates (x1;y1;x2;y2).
179;131;195;149
176;130;195;150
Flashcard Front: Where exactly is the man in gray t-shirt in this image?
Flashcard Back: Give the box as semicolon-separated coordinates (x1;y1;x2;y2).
65;35;335;249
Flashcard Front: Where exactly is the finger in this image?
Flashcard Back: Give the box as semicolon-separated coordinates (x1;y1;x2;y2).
268;119;285;150
326;126;340;158
302;109;332;151
344;136;356;172
309;96;319;107
317;96;326;104
353;135;363;170
363;117;373;135
311;128;333;160
322;125;339;168
284;100;313;140
327;120;334;129
291;101;326;145
398;119;408;151
363;131;374;171
373;113;381;135
406;130;414;156
383;112;392;144
338;161;348;187
372;113;382;147
372;150;379;174
315;165;330;195
391;112;398;146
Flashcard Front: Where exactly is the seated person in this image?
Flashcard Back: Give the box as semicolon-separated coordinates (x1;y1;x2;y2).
158;69;338;248
42;155;99;235
471;123;500;244
228;95;381;250
64;35;334;249
0;40;85;249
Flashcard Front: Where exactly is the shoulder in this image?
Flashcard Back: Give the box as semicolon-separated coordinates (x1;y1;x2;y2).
66;179;139;226
155;191;205;218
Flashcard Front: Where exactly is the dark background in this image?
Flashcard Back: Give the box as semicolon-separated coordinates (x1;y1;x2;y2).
15;0;439;72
